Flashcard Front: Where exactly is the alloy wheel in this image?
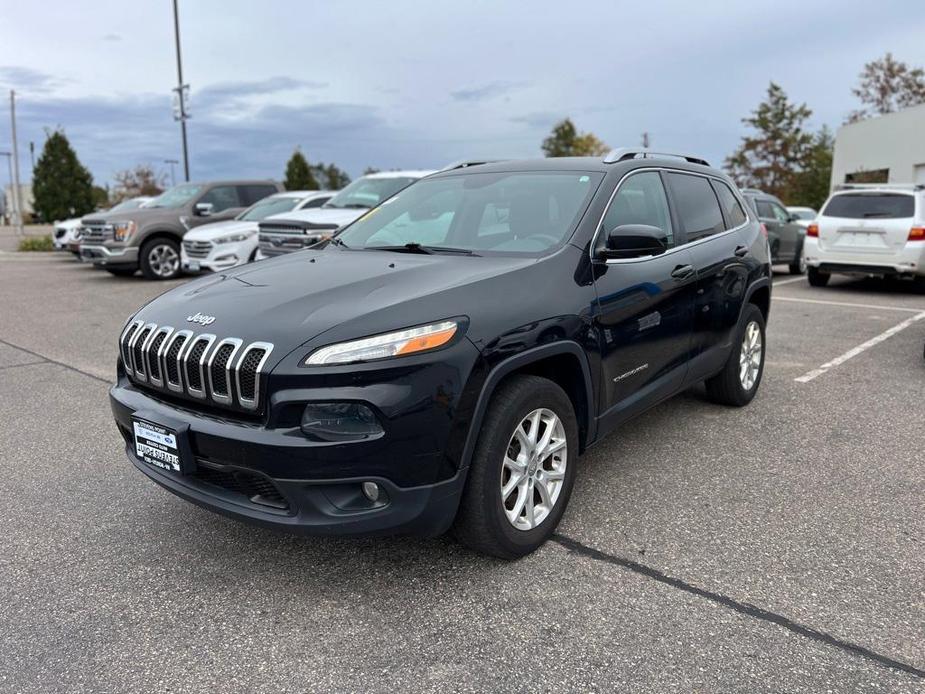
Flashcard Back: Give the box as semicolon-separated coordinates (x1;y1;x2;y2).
739;321;763;391
149;244;179;277
500;408;568;531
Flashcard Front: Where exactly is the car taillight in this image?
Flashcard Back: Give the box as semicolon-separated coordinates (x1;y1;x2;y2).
806;223;819;238
759;223;768;238
909;227;925;241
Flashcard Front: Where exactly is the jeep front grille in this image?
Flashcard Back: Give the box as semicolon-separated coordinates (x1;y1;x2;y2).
119;321;273;411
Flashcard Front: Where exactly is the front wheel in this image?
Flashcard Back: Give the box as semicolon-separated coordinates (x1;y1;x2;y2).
705;304;766;407
807;266;830;287
453;375;578;559
140;238;181;280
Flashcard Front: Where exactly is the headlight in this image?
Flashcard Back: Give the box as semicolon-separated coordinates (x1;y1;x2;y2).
214;232;253;244
305;320;459;365
113;221;136;242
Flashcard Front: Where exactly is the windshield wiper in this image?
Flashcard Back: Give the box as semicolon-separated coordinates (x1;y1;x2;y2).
329;236;349;248
862;212;892;218
368;243;477;256
341;203;372;209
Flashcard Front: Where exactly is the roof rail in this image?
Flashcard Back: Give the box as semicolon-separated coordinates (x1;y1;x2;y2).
835;182;924;191
437;159;502;173
603;147;710;167
739;187;766;195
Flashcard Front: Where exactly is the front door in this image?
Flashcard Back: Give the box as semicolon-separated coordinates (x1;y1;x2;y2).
592;171;695;426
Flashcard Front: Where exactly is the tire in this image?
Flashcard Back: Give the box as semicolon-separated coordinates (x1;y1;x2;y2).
788;243;806;275
704;303;766;407
105;267;136;277
807;266;830;287
453;375;579;559
248;248;258;263
140;238;182;280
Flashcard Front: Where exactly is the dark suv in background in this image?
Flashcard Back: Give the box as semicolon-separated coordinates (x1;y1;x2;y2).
110;149;771;558
741;188;806;274
81;179;282;280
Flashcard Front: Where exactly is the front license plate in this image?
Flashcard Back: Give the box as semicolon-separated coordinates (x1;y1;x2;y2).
133;418;182;472
187;260;200;272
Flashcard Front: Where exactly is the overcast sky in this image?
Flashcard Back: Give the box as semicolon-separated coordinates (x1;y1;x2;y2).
1;0;924;188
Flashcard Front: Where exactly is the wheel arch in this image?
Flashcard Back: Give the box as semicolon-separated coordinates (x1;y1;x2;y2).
459;342;596;470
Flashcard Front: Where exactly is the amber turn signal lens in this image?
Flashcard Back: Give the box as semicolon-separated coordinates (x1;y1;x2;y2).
394;324;457;355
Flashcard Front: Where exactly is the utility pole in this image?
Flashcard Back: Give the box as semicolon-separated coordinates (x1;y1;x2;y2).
29;141;35;170
164;158;179;187
9;90;24;235
0;151;13;226
641;132;650;149
172;0;191;182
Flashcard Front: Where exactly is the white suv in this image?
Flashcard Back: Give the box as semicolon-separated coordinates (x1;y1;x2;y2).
256;170;435;259
181;190;334;272
804;184;925;286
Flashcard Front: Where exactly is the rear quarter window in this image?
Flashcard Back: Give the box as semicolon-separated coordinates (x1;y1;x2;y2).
665;173;725;242
822;193;914;219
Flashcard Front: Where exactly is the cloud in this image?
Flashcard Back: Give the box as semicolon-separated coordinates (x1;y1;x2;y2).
450;81;528;102
509;111;562;129
101;33;122;42
195;76;328;112
0;66;68;94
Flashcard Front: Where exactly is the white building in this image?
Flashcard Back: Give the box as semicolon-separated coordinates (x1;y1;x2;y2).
831;103;925;188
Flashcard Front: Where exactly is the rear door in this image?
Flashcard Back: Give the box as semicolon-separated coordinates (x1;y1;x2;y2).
755;199;785;261
665;173;749;378
592;170;696;424
817;192;915;256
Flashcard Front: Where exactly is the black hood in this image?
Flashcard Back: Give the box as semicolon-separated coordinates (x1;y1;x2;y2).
132;248;540;364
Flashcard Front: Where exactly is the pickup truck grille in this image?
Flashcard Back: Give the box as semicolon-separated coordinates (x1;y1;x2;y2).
258;222;338;258
182;239;213;259
81;220;113;243
119;320;273;412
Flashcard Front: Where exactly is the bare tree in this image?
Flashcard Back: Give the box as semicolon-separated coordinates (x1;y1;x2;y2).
112;165;167;202
848;53;925;122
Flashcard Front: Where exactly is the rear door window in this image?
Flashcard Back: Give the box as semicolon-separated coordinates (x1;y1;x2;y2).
665;173;725;242
711;181;748;229
238;184;278;207
822;193;914;219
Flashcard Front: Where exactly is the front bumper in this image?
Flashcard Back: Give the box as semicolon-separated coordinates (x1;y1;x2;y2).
81;244;139;268
181;238;255;273
804;238;925;277
109;335;482;536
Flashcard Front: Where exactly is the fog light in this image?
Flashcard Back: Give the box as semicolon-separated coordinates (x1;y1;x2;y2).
300;403;383;442
361;481;380;502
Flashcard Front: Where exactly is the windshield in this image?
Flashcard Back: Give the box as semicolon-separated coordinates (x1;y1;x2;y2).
324;176;417;210
822;193;914;219
146;184;203;209
238;196;300;221
336;171;603;256
108;198;148;213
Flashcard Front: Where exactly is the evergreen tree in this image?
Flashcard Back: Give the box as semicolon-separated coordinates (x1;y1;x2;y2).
284;149;318;190
541;119;609;157
790;127;834;211
725;83;813;201
32;130;94;221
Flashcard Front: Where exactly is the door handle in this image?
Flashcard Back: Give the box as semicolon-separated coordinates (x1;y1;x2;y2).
670;264;694;280
734;245;749;257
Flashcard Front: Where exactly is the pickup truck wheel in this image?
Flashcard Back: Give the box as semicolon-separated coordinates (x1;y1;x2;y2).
140;238;181;280
807;266;830;287
453;375;578;559
705;304;765;407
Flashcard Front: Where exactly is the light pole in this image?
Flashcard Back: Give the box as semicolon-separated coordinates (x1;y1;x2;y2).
172;0;190;182
0;151;14;226
9;90;24;234
164;158;179;187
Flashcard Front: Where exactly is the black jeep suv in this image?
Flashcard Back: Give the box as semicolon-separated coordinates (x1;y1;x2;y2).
110;149;771;558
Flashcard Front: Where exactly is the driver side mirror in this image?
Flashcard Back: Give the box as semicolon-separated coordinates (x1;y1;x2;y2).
194;202;214;217
603;224;668;259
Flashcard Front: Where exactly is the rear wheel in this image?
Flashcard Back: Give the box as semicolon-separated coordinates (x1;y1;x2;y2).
705;304;765;407
807;266;830;287
453;375;578;559
788;243;806;275
140;238;181;280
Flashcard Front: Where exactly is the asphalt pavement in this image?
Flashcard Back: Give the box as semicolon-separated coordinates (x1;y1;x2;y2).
1;247;923;693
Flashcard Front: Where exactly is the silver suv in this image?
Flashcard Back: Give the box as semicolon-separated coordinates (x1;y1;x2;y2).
80;180;282;279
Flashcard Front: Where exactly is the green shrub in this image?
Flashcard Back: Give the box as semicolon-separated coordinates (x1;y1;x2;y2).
18;235;54;252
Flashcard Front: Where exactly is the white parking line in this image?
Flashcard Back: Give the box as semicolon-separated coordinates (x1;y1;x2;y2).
794;311;925;383
772;276;805;287
775;296;925;314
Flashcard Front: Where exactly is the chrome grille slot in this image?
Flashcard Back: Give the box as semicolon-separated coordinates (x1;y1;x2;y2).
183;334;216;399
145;327;174;386
164;330;192;391
120;320;143;372
207;338;242;405
81;221;113;243
235;342;273;410
130;323;156;382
